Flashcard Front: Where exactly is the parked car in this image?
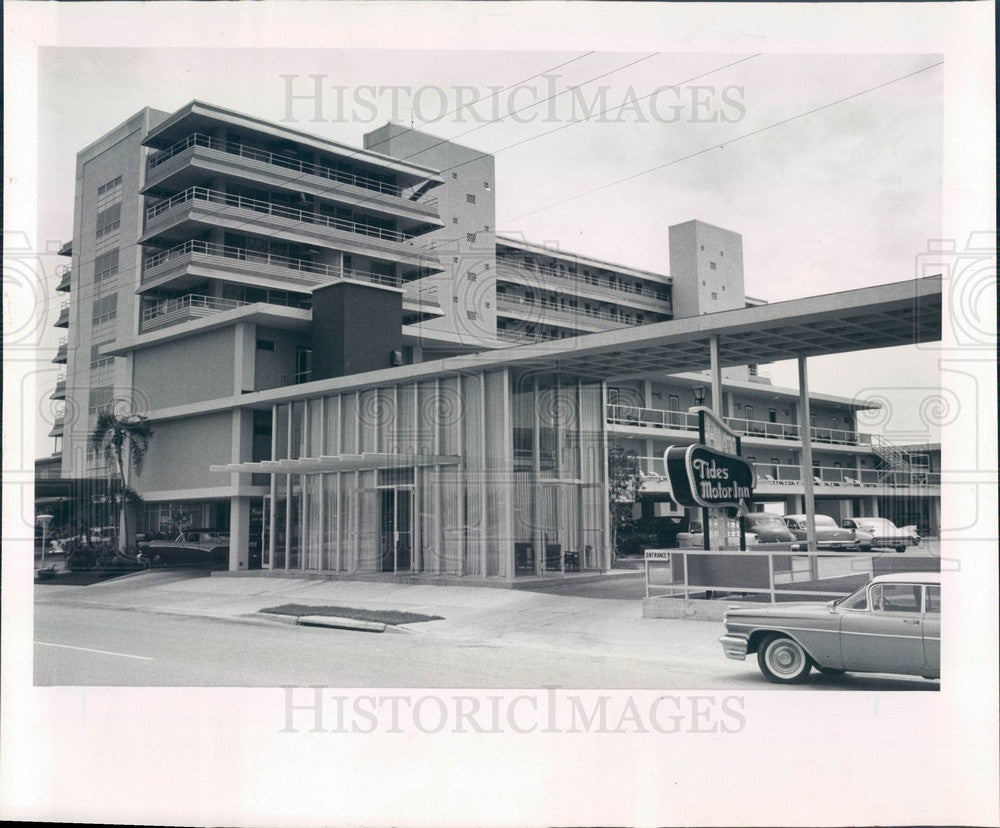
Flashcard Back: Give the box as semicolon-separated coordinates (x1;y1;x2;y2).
841;517;920;553
719;572;940;683
783;514;859;551
744;513;796;544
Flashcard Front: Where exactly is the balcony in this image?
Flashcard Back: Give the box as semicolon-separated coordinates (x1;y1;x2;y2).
497;328;560;345
142;187;439;272
496;259;672;315
54;301;70;328
49;416;65;438
52;374;67;400
638;457;940;493
55;265;71;292
607;404;868;448
142;239;413;295
52;338;68;364
496;294;643;333
144;133;441;223
141;294;253;332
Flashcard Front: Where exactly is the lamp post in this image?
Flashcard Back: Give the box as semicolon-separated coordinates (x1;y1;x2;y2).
36;514;54;570
692;385;707;407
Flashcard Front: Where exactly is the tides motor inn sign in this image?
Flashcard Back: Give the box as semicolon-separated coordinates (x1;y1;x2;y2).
662;407;756;550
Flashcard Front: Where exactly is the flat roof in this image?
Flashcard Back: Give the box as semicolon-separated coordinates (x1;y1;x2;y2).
143;100;445;184
142;275;941;422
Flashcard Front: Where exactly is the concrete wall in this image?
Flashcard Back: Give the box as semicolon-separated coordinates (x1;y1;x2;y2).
135;411;233;495
669;220;746;320
133;328;236;409
364;124;497;347
254;325;312;391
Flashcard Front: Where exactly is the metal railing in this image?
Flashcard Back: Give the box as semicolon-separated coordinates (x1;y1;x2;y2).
145;186;413;244
280;370;313;386
141;294;249;325
637;456;941;489
146;132;404;197
607;403;867;447
496;293;647;326
497;256;672;306
142;239;404;289
645;549;875;602
497;329;559;344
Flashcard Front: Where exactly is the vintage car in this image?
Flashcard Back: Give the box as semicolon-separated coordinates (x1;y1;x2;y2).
841;517;920;554
744;512;796;544
719;572;940;683
783;514;859;551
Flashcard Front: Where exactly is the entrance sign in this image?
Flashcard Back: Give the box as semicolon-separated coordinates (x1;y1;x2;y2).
661;445;756;509
661;406;755;551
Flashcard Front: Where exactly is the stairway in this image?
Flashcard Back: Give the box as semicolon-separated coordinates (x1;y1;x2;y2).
870;434;913;485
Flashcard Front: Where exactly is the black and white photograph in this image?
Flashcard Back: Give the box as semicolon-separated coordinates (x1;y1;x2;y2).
3;2;997;826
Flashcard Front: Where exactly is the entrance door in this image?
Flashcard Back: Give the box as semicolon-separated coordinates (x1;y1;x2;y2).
379;488;413;573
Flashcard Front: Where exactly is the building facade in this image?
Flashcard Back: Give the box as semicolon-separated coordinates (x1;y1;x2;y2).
43;101;942;580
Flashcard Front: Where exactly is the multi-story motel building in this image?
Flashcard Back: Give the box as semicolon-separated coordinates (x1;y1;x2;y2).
43;101;942;580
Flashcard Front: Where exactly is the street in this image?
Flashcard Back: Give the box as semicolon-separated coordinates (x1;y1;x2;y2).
33;589;938;690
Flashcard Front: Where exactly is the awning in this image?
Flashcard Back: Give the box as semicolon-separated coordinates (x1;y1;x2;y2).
210;452;462;474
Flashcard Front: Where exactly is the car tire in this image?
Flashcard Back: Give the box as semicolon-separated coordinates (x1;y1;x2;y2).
815;666;846;676
895;546;906;554
757;634;812;683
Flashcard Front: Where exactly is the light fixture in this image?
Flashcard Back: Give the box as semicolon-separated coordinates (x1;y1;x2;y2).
692;386;707;406
36;514;54;571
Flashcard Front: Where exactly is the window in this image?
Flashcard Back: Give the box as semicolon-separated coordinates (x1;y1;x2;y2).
711;292;718;300
90;342;114;370
95;203;121;240
840;587;869;611
466;233;476;243
452;217;459;224
768;409;777;423
709;261;717;270
256;339;276;351
88;385;114;415
466;193;476;204
97;175;122;196
94;250;119;283
451;172;458;179
871;583;922;613
91;294;117;325
925;585;941;613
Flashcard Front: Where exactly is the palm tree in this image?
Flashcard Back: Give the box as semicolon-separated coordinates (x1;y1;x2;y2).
90;411;153;552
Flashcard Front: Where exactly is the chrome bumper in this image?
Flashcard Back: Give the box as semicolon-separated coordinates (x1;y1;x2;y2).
719;634;749;661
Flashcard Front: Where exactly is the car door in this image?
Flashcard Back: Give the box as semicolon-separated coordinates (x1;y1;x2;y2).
922;584;941;675
839;583;927;674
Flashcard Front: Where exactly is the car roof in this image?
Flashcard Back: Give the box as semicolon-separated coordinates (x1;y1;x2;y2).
869;571;940;585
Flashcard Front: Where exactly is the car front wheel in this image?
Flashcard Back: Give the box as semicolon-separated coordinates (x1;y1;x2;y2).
895;546;907;554
757;634;812;683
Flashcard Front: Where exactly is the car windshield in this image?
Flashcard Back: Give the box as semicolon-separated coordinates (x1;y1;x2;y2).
837;585;869;610
747;514;785;528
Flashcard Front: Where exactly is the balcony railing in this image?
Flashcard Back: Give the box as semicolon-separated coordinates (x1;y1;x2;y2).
142;239;404;289
497;293;647;327
497;329;560;344
638;457;940;489
497;256;672;307
280;370;313;386
144;186;414;244
608;404;867;447
55;266;72;291
147;132;405;198
141;294;250;330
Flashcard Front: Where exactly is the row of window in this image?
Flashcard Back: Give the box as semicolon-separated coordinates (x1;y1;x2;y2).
92;294;117;325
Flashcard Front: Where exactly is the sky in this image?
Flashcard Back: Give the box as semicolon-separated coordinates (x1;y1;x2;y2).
33;48;944;456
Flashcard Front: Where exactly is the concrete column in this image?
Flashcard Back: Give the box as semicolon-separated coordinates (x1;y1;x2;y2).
229;495;251;571
233;323;256;395
709;335;723;415
797;357;819;575
642;380;653;408
928;496;940;538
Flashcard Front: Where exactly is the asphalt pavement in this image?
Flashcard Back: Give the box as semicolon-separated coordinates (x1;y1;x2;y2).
32;569;939;690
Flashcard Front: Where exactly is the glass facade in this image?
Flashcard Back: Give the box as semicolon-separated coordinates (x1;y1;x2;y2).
262;368;609;578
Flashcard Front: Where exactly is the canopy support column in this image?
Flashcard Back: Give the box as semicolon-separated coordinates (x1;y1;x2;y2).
798;356;819;577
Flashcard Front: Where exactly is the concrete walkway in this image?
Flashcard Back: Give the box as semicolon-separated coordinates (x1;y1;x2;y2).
35;569;715;665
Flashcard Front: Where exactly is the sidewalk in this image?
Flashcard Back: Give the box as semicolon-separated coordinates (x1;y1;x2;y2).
34;570;720;664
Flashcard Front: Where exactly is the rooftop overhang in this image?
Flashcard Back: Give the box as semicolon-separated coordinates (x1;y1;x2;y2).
211;453;461;475
142;100;445;188
141;275;941;422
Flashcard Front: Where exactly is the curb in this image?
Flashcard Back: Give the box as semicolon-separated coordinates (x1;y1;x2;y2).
296;615;387;633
